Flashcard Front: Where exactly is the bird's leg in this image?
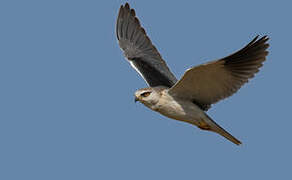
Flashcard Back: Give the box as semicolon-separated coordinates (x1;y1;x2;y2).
197;120;211;130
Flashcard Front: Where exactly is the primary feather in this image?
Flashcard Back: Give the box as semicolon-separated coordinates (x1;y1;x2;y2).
116;3;177;87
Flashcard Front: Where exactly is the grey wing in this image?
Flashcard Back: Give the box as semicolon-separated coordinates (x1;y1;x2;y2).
116;3;177;88
169;36;269;111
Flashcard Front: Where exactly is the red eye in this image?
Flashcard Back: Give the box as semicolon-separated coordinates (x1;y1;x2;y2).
141;92;151;97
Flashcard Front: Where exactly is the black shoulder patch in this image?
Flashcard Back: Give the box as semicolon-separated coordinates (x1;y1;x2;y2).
131;57;175;88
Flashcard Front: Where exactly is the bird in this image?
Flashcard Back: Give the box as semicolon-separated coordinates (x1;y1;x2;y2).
116;3;269;145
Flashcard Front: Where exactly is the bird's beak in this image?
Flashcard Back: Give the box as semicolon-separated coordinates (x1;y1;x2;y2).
134;96;139;103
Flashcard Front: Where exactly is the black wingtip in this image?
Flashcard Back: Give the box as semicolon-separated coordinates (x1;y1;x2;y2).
258;35;269;41
262;35;270;43
249;35;259;44
125;2;130;9
119;2;130;10
254;34;269;43
251;35;269;43
252;35;270;49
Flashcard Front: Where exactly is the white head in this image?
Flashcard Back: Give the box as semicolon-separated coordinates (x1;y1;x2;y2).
134;87;165;110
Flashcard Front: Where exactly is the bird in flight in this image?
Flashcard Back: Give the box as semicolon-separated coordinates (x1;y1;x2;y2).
116;3;269;145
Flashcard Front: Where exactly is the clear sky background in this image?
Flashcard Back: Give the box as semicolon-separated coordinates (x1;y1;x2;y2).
0;0;291;179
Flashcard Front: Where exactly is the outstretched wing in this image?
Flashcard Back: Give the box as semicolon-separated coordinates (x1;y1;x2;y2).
169;36;269;111
116;3;177;88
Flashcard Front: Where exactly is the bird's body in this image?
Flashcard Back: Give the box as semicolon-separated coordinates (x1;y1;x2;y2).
116;3;269;145
135;87;242;145
156;90;208;128
145;88;203;123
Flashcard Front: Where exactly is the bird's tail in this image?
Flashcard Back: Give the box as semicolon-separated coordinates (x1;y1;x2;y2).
201;114;242;145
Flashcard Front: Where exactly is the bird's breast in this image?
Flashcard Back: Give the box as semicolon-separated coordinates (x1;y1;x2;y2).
154;91;202;122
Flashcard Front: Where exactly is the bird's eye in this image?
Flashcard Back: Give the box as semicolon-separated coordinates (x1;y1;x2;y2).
141;92;151;97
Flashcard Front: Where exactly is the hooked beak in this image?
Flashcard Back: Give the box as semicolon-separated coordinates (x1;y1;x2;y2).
134;96;139;103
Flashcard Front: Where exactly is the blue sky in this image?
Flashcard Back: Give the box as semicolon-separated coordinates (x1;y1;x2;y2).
0;0;291;179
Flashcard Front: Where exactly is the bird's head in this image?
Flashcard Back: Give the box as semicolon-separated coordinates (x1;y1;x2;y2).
134;87;163;109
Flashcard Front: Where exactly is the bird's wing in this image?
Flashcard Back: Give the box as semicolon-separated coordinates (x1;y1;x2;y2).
169;36;269;111
116;3;177;88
